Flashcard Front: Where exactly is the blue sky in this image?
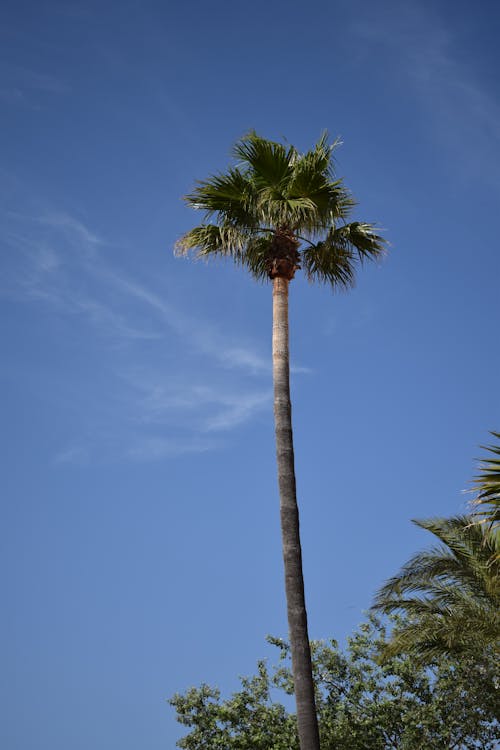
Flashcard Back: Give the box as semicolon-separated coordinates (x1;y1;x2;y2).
2;0;500;747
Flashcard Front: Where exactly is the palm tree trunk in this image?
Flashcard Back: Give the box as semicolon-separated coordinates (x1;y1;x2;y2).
272;276;320;750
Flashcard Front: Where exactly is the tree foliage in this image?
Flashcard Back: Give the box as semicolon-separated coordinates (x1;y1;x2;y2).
170;615;500;749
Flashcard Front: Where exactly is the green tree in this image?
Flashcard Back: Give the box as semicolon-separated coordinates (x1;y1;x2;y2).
176;132;385;750
170;616;500;749
373;515;500;660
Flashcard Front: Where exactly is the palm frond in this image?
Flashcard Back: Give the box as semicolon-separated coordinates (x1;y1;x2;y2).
301;241;355;288
302;222;385;287
286;175;352;231
372;514;500;660
417;517;497;578
374;516;498;603
315;132;343;180
376;581;494;616
184;169;258;229
243;235;275;281
285;136;353;231
175;224;275;281
381;608;500;661
472;432;500;529
333;222;387;260
374;549;493;604
232;131;296;190
175;223;249;259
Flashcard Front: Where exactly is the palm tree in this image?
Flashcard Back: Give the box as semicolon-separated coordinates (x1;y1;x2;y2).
472;432;500;532
176;132;385;750
373;515;500;661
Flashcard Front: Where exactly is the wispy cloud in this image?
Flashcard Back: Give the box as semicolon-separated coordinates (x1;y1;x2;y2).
97;267;310;375
6;209;103;258
71;296;163;341
120;369;272;434
126;436;215;461
349;1;500;183
0;64;70;106
54;444;90;466
2;223;161;342
2;205;294;463
53;433;216;465
97;268;275;373
49;375;271;464
218;346;269;374
204;391;271;431
3;206;311;370
35;211;103;246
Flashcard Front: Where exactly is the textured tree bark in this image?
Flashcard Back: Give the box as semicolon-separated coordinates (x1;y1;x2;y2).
272;276;320;750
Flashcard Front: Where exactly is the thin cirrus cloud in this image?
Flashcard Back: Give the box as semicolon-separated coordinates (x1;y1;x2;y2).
55;434;218;464
349;1;500;183
6;208;310;373
53;444;90;466
2;206;293;462
2;220;161;342
3;208;273;362
0;64;70;107
96;267;277;374
124;372;272;433
126;436;216;461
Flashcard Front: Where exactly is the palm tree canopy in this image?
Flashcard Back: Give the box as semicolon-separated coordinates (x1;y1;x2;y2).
372;515;500;660
472;432;500;530
176;131;386;285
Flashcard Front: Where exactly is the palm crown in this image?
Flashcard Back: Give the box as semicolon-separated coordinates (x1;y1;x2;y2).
176;131;385;284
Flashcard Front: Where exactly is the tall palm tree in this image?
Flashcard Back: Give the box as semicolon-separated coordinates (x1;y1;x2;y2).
176;132;385;750
373;515;500;661
472;432;500;532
